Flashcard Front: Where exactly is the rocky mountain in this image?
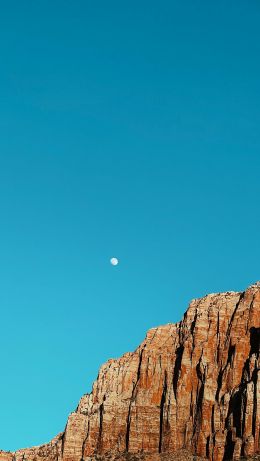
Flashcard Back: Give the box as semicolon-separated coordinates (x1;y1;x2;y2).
1;283;259;461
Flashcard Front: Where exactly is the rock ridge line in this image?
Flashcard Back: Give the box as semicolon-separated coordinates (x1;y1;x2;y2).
0;283;259;461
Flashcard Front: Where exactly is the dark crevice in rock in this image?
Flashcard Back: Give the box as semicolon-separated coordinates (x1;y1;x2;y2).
192;381;205;447
225;390;242;436
195;382;204;423
136;348;144;384
241;441;245;457
250;327;260;357
211;406;215;433
190;309;198;351
125;405;131;452
225;292;244;346
190;313;197;336
173;345;184;399
196;358;204;383
97;403;104;452
238;327;260;440
81;420;90;461
213;433;216;454
223;430;235;460
246;296;255;333
241;389;247;438
233;392;243;437
193;358;205;444
242;358;251;383
225;347;254;439
227;344;236;366
216;311;221;363
159;372;167;453
216;310;220;337
215;344;236;403
252;364;258;437
206;436;210;458
215;369;223;402
61;427;66;457
126;348;144;452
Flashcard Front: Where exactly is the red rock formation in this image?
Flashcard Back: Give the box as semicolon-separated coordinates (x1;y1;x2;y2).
1;283;259;461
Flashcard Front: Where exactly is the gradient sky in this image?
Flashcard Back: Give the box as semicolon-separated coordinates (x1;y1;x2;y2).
0;0;260;451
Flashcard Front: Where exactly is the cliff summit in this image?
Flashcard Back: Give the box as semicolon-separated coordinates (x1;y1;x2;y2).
1;283;259;461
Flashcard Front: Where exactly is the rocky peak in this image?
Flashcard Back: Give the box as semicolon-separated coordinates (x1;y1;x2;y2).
249;281;260;289
1;283;259;461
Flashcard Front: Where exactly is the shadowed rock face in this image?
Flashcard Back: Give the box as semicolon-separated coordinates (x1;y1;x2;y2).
1;283;259;461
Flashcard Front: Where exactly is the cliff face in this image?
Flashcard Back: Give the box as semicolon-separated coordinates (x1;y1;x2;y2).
1;283;259;461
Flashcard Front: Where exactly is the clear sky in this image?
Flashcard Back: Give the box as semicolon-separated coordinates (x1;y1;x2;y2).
0;0;260;451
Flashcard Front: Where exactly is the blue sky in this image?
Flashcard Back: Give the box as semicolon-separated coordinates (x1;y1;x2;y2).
0;0;260;451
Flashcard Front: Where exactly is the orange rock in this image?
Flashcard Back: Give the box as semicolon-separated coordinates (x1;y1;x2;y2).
1;283;259;461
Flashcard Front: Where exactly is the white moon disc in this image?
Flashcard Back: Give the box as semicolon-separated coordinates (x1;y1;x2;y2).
110;257;119;266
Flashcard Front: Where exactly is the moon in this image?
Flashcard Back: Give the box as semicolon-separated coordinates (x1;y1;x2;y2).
110;257;119;266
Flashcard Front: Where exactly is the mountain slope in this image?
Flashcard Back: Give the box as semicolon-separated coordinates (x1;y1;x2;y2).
1;283;259;461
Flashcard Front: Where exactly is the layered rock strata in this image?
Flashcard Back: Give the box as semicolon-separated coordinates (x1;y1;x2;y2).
1;283;259;461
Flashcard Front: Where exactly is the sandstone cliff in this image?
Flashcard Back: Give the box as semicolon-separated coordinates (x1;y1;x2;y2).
1;283;259;461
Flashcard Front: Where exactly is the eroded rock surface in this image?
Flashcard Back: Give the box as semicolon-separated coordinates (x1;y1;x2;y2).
1;283;259;461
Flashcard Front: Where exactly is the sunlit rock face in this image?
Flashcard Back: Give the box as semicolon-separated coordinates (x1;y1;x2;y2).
1;283;259;461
